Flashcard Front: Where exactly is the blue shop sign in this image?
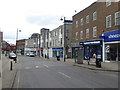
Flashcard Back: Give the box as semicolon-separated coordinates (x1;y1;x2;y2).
83;40;102;46
52;48;63;51
103;30;120;42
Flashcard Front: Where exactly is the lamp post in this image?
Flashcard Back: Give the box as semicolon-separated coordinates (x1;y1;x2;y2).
60;17;66;62
16;29;21;62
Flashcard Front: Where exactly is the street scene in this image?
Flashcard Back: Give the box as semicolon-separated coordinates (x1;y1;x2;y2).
0;0;120;89
2;55;119;88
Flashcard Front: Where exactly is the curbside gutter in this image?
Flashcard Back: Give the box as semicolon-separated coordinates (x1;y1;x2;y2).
73;63;120;72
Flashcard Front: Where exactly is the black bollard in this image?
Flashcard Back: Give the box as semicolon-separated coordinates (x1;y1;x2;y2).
10;60;13;71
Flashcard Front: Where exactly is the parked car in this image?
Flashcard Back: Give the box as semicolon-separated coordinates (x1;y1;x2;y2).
26;53;29;56
29;52;35;57
9;53;17;60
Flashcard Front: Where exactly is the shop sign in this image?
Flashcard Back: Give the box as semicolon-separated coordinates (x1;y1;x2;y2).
52;48;63;51
83;40;102;46
103;30;120;42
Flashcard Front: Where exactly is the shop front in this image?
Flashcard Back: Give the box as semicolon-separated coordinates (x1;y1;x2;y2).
83;40;102;61
52;48;63;58
71;42;81;59
103;30;120;61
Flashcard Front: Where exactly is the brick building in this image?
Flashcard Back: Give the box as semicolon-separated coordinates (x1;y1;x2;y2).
16;39;26;55
72;1;120;62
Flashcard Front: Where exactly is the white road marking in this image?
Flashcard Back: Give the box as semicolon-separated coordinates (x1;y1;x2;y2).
58;72;71;79
44;65;49;68
35;66;39;68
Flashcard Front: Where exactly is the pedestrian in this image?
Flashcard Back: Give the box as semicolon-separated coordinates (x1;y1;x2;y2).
93;53;96;59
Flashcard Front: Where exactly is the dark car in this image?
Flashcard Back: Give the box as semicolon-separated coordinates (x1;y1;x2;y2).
9;53;17;59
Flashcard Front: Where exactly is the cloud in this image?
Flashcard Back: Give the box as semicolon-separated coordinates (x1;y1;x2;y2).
26;15;60;26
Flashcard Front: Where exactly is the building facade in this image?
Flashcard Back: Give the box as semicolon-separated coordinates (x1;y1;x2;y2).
40;28;49;57
72;0;120;62
48;22;72;59
25;33;40;56
17;39;26;55
48;25;64;58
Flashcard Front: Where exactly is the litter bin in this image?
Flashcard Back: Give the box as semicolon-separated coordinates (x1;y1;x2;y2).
96;59;101;68
56;56;60;61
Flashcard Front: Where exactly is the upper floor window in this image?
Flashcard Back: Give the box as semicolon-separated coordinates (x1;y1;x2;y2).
106;0;111;7
86;15;89;24
86;28;89;38
93;11;97;21
80;18;84;26
76;21;78;28
115;11;120;26
80;31;83;39
93;26;97;37
106;15;112;28
76;32;78;40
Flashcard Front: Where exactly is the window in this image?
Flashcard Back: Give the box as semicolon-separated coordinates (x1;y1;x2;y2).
76;32;78;40
61;38;62;45
76;21;78;28
80;31;83;39
86;15;89;24
80;18;83;26
93;26;97;37
106;0;111;7
93;11;97;21
106;15;112;28
115;11;120;26
86;28;89;38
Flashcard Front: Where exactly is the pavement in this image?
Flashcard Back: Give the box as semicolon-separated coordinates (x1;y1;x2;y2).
48;57;120;72
2;54;18;89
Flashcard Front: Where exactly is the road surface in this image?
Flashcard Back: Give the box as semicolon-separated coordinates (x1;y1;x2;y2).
12;56;118;88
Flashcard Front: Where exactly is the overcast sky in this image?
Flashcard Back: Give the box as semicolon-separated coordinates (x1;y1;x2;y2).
0;0;98;44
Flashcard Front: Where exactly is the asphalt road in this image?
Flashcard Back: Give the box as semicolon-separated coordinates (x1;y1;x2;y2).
12;56;118;88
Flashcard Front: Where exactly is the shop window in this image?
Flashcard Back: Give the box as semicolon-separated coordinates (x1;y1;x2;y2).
105;43;120;61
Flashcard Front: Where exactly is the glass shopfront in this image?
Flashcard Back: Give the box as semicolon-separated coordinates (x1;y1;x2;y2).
83;40;102;61
105;43;120;61
103;30;120;61
52;48;63;58
84;45;102;60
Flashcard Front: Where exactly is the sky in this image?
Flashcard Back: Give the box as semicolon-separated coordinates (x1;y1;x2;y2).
0;0;98;44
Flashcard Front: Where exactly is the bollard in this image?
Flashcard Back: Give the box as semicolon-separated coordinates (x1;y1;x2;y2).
14;58;17;63
10;60;13;71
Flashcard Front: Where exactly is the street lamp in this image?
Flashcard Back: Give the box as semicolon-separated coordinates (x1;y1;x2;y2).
60;17;66;62
16;29;21;59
